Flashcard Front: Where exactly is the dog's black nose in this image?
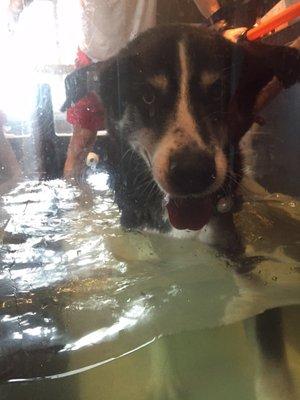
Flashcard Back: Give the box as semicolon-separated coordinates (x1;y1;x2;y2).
168;148;216;195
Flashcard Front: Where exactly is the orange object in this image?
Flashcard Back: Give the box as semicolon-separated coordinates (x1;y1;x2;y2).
247;2;300;41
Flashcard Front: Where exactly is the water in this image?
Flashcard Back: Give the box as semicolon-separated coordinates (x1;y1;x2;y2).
0;174;299;399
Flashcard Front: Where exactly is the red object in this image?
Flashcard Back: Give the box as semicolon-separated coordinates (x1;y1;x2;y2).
66;49;105;132
247;2;300;41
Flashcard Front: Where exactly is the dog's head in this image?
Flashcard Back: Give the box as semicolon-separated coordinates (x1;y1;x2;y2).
63;25;299;230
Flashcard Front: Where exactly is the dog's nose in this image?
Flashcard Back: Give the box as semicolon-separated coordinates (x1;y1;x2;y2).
168;148;216;195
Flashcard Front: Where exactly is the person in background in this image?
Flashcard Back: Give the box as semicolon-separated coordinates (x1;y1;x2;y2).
64;0;157;179
63;0;277;179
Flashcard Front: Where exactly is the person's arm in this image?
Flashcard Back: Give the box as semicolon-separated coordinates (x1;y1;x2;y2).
193;0;220;20
193;0;248;43
9;0;33;21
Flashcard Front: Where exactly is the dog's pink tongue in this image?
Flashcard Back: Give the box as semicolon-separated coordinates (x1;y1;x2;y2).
166;197;212;230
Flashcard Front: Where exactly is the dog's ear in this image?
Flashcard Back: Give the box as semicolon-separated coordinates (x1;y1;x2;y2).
61;62;102;112
228;40;300;140
61;52;138;119
240;40;300;88
97;53;139;120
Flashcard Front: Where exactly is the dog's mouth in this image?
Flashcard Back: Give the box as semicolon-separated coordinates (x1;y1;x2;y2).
142;148;226;230
165;195;213;231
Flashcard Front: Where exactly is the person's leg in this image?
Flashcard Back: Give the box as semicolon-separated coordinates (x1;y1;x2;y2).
63;50;104;179
193;0;220;19
63;125;97;179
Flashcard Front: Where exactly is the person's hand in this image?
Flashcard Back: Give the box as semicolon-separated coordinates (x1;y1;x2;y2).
223;27;247;43
9;0;33;18
211;19;247;43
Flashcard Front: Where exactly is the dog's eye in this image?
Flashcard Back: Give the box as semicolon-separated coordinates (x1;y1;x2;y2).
207;77;221;91
206;78;223;100
142;89;155;105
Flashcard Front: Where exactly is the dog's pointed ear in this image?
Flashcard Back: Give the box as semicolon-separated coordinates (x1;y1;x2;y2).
97;54;138;120
228;40;300;139
61;62;103;112
61;52;138;118
239;40;300;88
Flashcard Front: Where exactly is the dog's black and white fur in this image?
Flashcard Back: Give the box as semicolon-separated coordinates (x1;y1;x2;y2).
63;24;300;253
62;25;300;398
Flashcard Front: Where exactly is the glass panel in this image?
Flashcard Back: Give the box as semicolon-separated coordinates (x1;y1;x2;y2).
0;1;299;399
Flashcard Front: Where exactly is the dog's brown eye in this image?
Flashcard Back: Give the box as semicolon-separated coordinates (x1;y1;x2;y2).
209;78;223;95
142;92;155;105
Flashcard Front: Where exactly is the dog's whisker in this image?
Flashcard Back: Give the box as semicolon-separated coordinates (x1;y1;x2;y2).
220;184;229;198
225;172;251;196
133;172;153;186
131;174;155;194
136;180;157;200
147;181;160;200
120;147;135;162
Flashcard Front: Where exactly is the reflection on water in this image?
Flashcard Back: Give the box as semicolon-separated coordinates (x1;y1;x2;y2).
0;175;299;398
61;301;148;353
